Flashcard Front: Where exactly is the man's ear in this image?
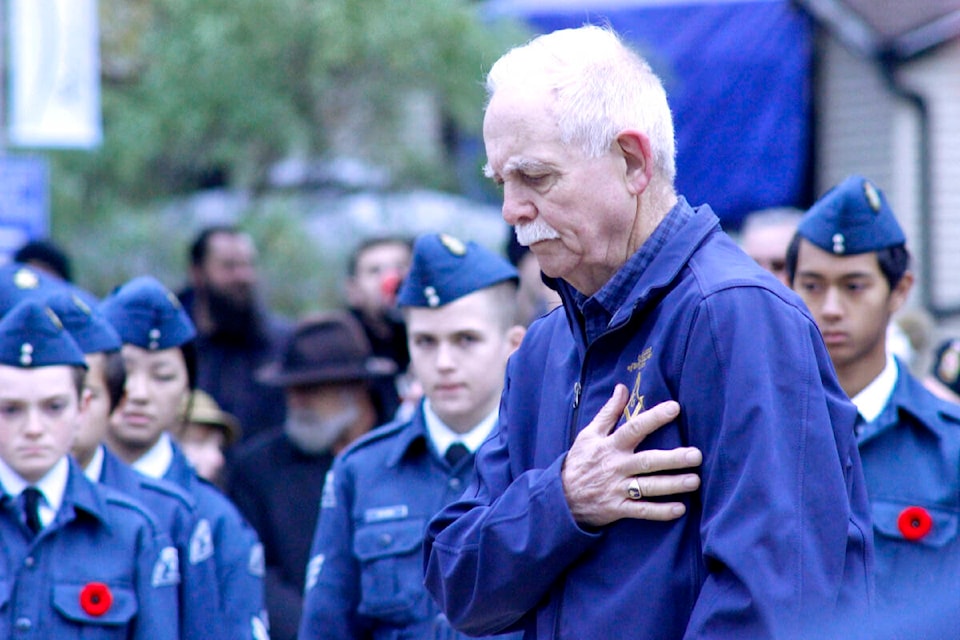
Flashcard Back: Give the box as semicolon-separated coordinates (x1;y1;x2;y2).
616;130;653;195
506;325;526;355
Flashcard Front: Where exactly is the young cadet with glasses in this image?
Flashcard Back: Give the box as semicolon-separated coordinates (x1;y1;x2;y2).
100;276;269;640
0;298;179;639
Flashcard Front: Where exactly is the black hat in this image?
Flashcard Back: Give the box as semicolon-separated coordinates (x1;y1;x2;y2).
256;311;397;387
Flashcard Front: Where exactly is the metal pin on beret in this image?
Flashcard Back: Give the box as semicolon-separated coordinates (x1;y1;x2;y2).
99;276;197;350
0;262;65;318
0;298;87;368
43;290;123;355
797;175;906;255
396;233;518;308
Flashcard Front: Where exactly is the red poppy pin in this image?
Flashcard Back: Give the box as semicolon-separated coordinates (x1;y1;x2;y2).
897;506;933;541
80;582;113;617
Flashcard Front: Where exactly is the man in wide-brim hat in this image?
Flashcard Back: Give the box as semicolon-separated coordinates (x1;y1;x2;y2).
225;310;395;640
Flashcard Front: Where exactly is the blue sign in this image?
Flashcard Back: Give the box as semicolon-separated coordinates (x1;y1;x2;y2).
0;156;49;259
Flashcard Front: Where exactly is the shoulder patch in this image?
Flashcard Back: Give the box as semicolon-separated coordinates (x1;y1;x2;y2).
320;470;337;509
189;518;214;564
304;554;325;592
248;542;265;577
152;546;181;587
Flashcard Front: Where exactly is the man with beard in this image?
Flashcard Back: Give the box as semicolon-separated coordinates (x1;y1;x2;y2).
226;311;396;640
178;225;292;443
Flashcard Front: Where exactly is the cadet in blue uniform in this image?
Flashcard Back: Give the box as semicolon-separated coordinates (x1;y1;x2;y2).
299;233;527;639
787;175;960;636
38;290;225;639
423;26;873;639
99;276;268;640
0;299;180;639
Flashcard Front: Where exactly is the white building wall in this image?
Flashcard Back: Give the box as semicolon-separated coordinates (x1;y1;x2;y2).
814;35;960;364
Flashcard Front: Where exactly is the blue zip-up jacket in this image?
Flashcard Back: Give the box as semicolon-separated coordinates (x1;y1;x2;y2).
99;446;224;638
0;458;180;639
164;442;268;639
299;404;522;640
424;200;874;639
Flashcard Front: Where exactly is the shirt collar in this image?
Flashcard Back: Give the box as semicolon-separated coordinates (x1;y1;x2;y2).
852;351;899;423
570;199;694;342
422;398;499;457
131;431;175;479
0;455;70;527
82;445;106;483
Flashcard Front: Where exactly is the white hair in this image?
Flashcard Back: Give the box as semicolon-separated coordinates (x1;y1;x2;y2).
486;25;676;183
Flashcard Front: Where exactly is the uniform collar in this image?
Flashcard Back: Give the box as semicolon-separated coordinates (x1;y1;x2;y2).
0;456;105;527
83;444;106;482
422;399;498;460
0;455;70;525
851;352;898;424
132;431;175;479
861;357;960;444
556;199;718;343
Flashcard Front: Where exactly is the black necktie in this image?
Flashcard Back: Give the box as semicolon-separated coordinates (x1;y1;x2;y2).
22;487;43;536
445;443;469;466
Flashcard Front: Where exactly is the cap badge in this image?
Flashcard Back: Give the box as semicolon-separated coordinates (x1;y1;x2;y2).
439;234;466;256
863;180;882;213
13;268;38;290
831;233;845;255
424;286;440;308
20;343;33;366
149;328;161;350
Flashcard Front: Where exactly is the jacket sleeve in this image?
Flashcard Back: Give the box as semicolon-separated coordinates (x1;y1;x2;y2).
214;503;269;639
423;374;601;636
299;464;367;640
679;287;871;638
173;508;225;639
133;531;181;640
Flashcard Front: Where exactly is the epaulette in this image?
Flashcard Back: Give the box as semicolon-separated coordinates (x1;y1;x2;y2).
339;418;409;461
98;483;165;537
137;474;198;512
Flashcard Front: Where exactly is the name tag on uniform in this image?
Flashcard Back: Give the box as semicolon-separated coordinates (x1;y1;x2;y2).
363;505;408;523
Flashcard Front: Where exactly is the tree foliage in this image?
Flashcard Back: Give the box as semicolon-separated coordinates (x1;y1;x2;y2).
50;0;526;218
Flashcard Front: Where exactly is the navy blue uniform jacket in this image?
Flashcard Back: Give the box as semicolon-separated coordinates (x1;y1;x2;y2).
424;200;875;638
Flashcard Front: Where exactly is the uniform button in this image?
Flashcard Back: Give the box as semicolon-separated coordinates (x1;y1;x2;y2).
23;556;34;568
378;533;393;547
15;617;31;631
448;478;462;491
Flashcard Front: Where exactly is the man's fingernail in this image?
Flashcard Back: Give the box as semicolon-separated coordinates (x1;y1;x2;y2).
685;450;701;464
683;475;699;488
672;504;686;516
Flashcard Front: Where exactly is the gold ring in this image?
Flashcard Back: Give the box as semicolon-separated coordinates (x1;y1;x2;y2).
627;477;643;501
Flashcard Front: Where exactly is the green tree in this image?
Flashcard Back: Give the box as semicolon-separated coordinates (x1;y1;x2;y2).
51;0;525;216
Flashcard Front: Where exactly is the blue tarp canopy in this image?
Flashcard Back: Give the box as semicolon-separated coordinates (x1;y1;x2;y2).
483;0;813;230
